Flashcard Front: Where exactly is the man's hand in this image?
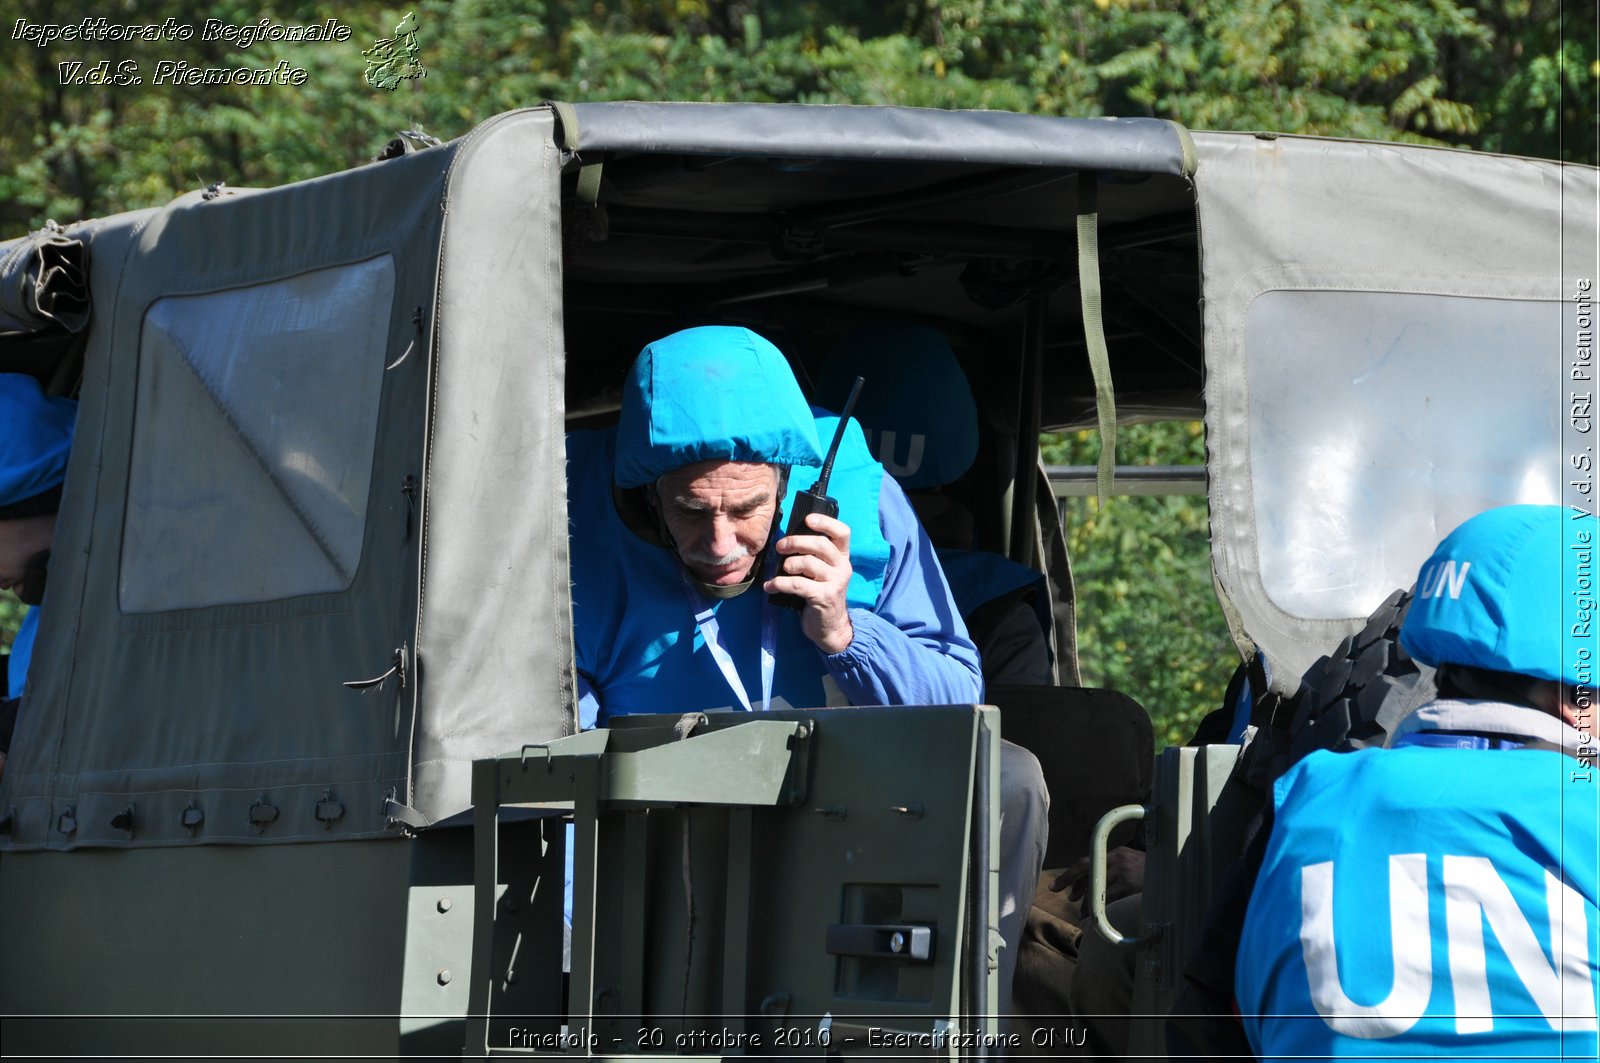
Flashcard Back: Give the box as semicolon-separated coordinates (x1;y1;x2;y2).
767;512;854;654
1051;846;1146;915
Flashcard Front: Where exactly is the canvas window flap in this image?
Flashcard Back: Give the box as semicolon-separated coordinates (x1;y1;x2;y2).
1195;131;1598;690
411;108;576;825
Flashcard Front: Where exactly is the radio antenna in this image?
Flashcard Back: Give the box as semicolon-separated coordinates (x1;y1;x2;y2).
815;376;865;492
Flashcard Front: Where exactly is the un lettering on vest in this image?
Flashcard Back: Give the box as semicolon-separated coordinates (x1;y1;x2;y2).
1300;853;1597;1038
1417;560;1472;601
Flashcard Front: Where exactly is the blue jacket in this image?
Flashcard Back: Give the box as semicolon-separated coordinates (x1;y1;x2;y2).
568;419;981;726
7;610;38;700
1;375;76;701
1236;702;1599;1059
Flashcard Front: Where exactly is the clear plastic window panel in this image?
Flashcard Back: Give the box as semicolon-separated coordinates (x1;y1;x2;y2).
1246;289;1562;621
120;257;395;612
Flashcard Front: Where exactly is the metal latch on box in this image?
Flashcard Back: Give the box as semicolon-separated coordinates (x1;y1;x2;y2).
825;923;934;962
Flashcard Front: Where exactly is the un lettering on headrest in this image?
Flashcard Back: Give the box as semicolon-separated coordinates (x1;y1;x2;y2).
871;429;927;480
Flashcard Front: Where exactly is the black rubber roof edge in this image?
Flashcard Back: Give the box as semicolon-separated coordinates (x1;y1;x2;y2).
564;101;1195;176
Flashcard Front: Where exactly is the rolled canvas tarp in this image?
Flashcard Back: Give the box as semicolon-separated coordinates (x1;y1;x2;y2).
0;223;91;337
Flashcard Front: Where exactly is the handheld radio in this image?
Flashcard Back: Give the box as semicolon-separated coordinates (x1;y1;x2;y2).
770;376;865;611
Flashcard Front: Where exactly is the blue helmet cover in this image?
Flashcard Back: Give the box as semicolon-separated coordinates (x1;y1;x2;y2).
0;373;76;510
614;326;822;488
817;324;979;490
1400;503;1598;687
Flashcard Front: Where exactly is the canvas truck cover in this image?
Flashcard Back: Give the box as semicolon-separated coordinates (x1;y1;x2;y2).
0;108;573;850
1196;132;1599;688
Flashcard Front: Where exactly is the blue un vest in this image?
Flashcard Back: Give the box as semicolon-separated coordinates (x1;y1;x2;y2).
935;548;1049;633
1237;745;1600;1060
567;414;888;722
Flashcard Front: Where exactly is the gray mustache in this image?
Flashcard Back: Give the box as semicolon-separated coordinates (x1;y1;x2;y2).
680;544;751;567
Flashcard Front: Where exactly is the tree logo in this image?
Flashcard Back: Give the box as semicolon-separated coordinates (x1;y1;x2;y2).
363;12;425;90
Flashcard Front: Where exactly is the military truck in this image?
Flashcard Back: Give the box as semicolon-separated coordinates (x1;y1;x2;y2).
0;103;1592;1058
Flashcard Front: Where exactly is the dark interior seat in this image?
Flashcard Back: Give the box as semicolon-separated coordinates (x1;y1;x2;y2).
987;683;1154;868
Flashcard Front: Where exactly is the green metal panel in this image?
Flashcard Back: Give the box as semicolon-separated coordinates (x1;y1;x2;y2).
0;840;410;1056
604;720;809;805
400;820;566;1056
0;820;563;1058
1123;744;1258;1059
467;705;1000;1058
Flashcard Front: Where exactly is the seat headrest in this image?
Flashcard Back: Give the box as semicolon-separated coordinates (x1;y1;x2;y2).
817;324;978;490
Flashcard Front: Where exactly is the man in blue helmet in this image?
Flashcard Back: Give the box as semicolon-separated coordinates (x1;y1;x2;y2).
570;324;987;719
567;324;1049;1019
1235;504;1599;1059
0;373;77;781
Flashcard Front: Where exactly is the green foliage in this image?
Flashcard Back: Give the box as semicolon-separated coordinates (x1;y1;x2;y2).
0;1;406;230
1467;0;1599;160
1;0;1592;231
0;600;23;653
1046;422;1235;746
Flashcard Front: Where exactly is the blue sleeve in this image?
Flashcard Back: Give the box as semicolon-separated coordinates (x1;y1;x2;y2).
577;671;602;731
821;477;984;706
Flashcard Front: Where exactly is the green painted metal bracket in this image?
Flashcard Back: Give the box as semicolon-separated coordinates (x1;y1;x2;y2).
603;720;808;805
488;719;809;809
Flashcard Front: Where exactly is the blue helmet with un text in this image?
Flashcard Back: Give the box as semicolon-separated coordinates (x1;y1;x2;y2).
1399;503;1597;688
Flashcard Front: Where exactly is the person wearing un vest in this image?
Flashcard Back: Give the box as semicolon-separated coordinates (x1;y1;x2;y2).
0;373;77;783
567;324;1050;1023
1236;504;1599;1059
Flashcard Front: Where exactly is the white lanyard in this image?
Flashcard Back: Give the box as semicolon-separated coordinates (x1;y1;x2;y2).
682;567;776;713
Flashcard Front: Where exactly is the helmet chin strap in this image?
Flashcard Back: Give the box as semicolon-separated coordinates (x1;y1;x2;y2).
682;521;780;601
694;560;762;600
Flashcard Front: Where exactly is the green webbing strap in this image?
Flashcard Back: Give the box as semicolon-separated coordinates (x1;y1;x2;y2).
1171;120;1199;178
1075;172;1117;507
547;100;603;207
548;100;579;148
575;159;603;207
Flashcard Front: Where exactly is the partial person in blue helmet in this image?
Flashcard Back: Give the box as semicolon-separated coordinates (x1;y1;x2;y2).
822;324;1200;1049
567;324;1049;1020
815;323;1054;687
1236;504;1599;1060
0;373;77;782
815;324;1059;1022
